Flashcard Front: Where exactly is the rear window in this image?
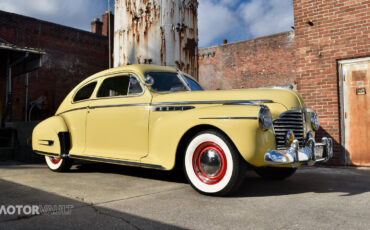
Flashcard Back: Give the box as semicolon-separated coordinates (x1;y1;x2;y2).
73;82;97;102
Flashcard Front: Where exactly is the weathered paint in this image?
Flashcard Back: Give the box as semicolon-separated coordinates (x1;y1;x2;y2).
114;0;199;79
341;58;370;166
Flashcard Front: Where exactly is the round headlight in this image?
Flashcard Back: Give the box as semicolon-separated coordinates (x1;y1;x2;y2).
259;106;272;131
311;112;320;131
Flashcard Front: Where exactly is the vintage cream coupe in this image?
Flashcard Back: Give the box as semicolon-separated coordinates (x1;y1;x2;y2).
32;64;333;196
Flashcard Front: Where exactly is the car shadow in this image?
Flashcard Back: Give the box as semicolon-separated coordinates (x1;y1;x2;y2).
70;162;370;197
70;162;188;184
0;178;186;229
232;167;370;198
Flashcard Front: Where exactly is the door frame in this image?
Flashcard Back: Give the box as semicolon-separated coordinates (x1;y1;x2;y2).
338;56;370;165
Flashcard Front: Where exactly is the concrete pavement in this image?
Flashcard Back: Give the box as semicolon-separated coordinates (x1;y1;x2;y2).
0;161;369;230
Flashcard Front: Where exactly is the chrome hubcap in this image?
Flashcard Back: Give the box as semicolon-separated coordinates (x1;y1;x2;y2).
192;141;227;184
199;149;222;176
49;156;61;164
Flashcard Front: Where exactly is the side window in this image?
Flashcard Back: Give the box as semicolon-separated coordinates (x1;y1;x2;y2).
73;82;97;102
97;76;130;98
128;76;143;95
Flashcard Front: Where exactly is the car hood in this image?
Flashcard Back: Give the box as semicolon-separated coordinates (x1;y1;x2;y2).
151;88;305;111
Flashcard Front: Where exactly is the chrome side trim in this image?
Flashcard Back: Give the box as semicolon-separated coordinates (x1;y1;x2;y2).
57;106;88;115
152;100;273;106
224;100;274;105
89;103;150;109
68;154;165;170
199;117;258;120
34;151;60;157
57;103;149;115
59;99;273;115
153;106;195;111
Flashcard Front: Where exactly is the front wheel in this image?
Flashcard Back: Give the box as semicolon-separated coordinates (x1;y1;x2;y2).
254;167;297;180
45;156;73;172
184;130;245;196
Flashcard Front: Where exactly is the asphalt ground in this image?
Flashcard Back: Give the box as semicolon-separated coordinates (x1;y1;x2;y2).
0;161;369;230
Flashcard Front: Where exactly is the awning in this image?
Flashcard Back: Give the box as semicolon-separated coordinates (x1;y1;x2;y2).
0;42;45;126
0;42;45;76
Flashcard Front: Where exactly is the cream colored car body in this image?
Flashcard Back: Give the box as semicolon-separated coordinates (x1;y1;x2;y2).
32;64;315;170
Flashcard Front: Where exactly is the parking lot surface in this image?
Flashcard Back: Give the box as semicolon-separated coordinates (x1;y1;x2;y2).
0;161;369;230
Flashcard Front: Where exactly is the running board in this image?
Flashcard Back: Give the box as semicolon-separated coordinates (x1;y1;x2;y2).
68;154;165;170
35;151;165;170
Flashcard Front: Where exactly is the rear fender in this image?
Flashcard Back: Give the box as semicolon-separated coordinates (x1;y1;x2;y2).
32;116;70;156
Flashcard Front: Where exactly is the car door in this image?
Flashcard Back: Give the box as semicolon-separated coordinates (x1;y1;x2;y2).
84;73;151;162
61;81;98;156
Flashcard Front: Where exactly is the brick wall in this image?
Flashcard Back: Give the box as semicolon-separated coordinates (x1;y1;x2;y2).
294;0;370;164
198;32;296;90
0;10;109;121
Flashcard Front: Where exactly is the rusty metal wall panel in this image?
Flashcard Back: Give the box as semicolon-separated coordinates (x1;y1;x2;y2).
342;58;370;166
114;0;198;78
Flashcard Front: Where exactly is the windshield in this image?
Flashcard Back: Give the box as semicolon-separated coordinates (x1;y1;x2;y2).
146;72;203;92
182;75;203;91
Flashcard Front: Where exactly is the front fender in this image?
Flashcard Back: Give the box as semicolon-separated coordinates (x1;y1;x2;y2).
143;104;276;170
32;116;69;155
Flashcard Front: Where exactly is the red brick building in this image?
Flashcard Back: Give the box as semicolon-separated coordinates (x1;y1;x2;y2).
295;0;369;165
199;0;370;165
199;32;296;90
0;10;111;122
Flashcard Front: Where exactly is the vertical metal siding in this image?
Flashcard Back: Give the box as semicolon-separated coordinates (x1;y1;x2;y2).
114;0;199;79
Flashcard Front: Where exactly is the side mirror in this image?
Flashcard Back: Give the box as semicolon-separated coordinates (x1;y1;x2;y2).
145;75;154;86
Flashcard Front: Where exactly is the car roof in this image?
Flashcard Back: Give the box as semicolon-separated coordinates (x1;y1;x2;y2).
72;64;182;96
82;64;177;83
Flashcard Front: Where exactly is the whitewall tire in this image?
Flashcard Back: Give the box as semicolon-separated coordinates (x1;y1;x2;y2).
45;156;73;172
184;130;245;196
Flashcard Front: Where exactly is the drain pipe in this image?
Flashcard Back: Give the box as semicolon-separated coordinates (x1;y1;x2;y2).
28;96;44;121
1;57;11;128
108;0;111;68
25;73;29;121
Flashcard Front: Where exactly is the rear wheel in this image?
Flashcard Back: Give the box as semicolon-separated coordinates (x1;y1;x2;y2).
45;156;73;172
254;167;297;180
184;130;245;196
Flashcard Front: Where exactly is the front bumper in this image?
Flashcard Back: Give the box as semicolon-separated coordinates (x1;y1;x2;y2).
264;137;333;166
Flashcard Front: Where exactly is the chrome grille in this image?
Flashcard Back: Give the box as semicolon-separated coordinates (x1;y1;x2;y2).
273;110;305;149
